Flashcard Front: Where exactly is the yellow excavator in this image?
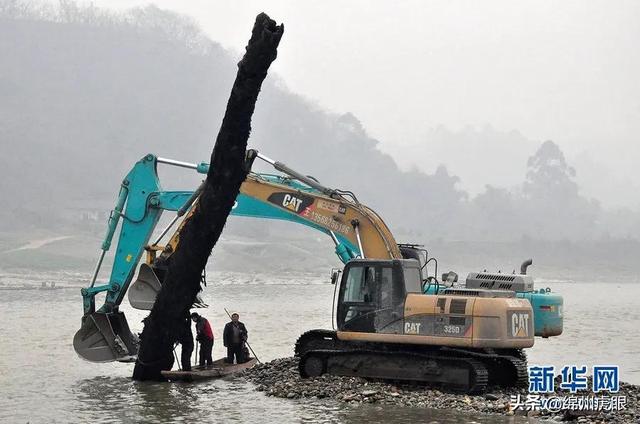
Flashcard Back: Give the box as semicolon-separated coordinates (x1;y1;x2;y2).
75;150;543;393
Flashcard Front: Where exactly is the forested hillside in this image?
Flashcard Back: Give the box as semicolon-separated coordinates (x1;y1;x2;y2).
1;1;638;249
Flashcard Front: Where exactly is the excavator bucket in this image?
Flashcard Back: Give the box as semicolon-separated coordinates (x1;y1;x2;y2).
129;263;208;310
128;263;163;310
73;311;138;362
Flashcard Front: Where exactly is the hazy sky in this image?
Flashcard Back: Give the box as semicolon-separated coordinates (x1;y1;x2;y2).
45;0;640;207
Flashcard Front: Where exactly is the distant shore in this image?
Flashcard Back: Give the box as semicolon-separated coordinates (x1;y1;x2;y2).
2;230;640;283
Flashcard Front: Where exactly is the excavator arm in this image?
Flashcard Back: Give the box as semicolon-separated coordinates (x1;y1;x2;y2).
153;171;402;267
74;150;402;362
73;154;203;362
240;172;401;259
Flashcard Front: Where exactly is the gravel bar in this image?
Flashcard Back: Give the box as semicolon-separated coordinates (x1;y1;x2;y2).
244;357;639;423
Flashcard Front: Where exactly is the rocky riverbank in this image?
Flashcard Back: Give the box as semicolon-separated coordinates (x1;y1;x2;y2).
244;357;639;423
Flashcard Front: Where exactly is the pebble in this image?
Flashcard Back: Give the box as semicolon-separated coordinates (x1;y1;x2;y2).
243;357;639;423
361;390;378;396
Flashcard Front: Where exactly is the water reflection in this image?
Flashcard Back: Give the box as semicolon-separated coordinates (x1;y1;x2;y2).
71;375;531;424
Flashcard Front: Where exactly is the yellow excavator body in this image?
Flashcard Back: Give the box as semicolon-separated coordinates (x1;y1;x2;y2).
338;294;534;349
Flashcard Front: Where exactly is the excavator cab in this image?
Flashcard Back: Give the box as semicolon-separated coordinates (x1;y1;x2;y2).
336;259;422;334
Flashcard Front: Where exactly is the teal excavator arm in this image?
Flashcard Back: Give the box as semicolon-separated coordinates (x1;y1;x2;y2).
232;189;359;262
74;152;360;362
81;154;199;316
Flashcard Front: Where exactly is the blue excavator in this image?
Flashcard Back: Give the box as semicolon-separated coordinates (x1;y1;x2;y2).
73;150;563;392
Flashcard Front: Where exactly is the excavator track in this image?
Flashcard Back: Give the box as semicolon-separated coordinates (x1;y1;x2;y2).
479;351;528;389
295;330;527;394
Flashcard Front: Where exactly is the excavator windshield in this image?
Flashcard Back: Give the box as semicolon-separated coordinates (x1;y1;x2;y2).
336;259;421;334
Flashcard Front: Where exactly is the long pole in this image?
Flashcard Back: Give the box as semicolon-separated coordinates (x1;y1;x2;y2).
224;308;261;364
173;344;181;371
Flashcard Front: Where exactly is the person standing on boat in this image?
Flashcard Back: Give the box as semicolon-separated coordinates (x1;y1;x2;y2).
223;313;248;364
191;312;214;367
177;314;194;371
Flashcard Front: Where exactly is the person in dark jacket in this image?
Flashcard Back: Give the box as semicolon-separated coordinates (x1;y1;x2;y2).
223;313;248;364
176;314;194;371
191;312;214;367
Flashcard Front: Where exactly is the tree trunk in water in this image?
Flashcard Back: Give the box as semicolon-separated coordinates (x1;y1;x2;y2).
132;13;283;381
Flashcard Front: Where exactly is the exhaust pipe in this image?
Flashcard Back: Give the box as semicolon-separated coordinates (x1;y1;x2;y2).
520;258;533;275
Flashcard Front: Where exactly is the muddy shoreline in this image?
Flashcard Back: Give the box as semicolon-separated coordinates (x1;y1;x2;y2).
244;357;639;423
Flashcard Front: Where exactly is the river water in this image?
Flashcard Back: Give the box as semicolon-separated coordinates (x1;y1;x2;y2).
0;269;638;423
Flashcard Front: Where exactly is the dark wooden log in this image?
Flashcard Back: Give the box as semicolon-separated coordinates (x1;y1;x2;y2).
132;13;283;381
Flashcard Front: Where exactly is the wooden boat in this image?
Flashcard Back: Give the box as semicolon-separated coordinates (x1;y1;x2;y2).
161;357;257;382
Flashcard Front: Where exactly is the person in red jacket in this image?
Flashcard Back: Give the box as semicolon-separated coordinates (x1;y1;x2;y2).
191;312;214;367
